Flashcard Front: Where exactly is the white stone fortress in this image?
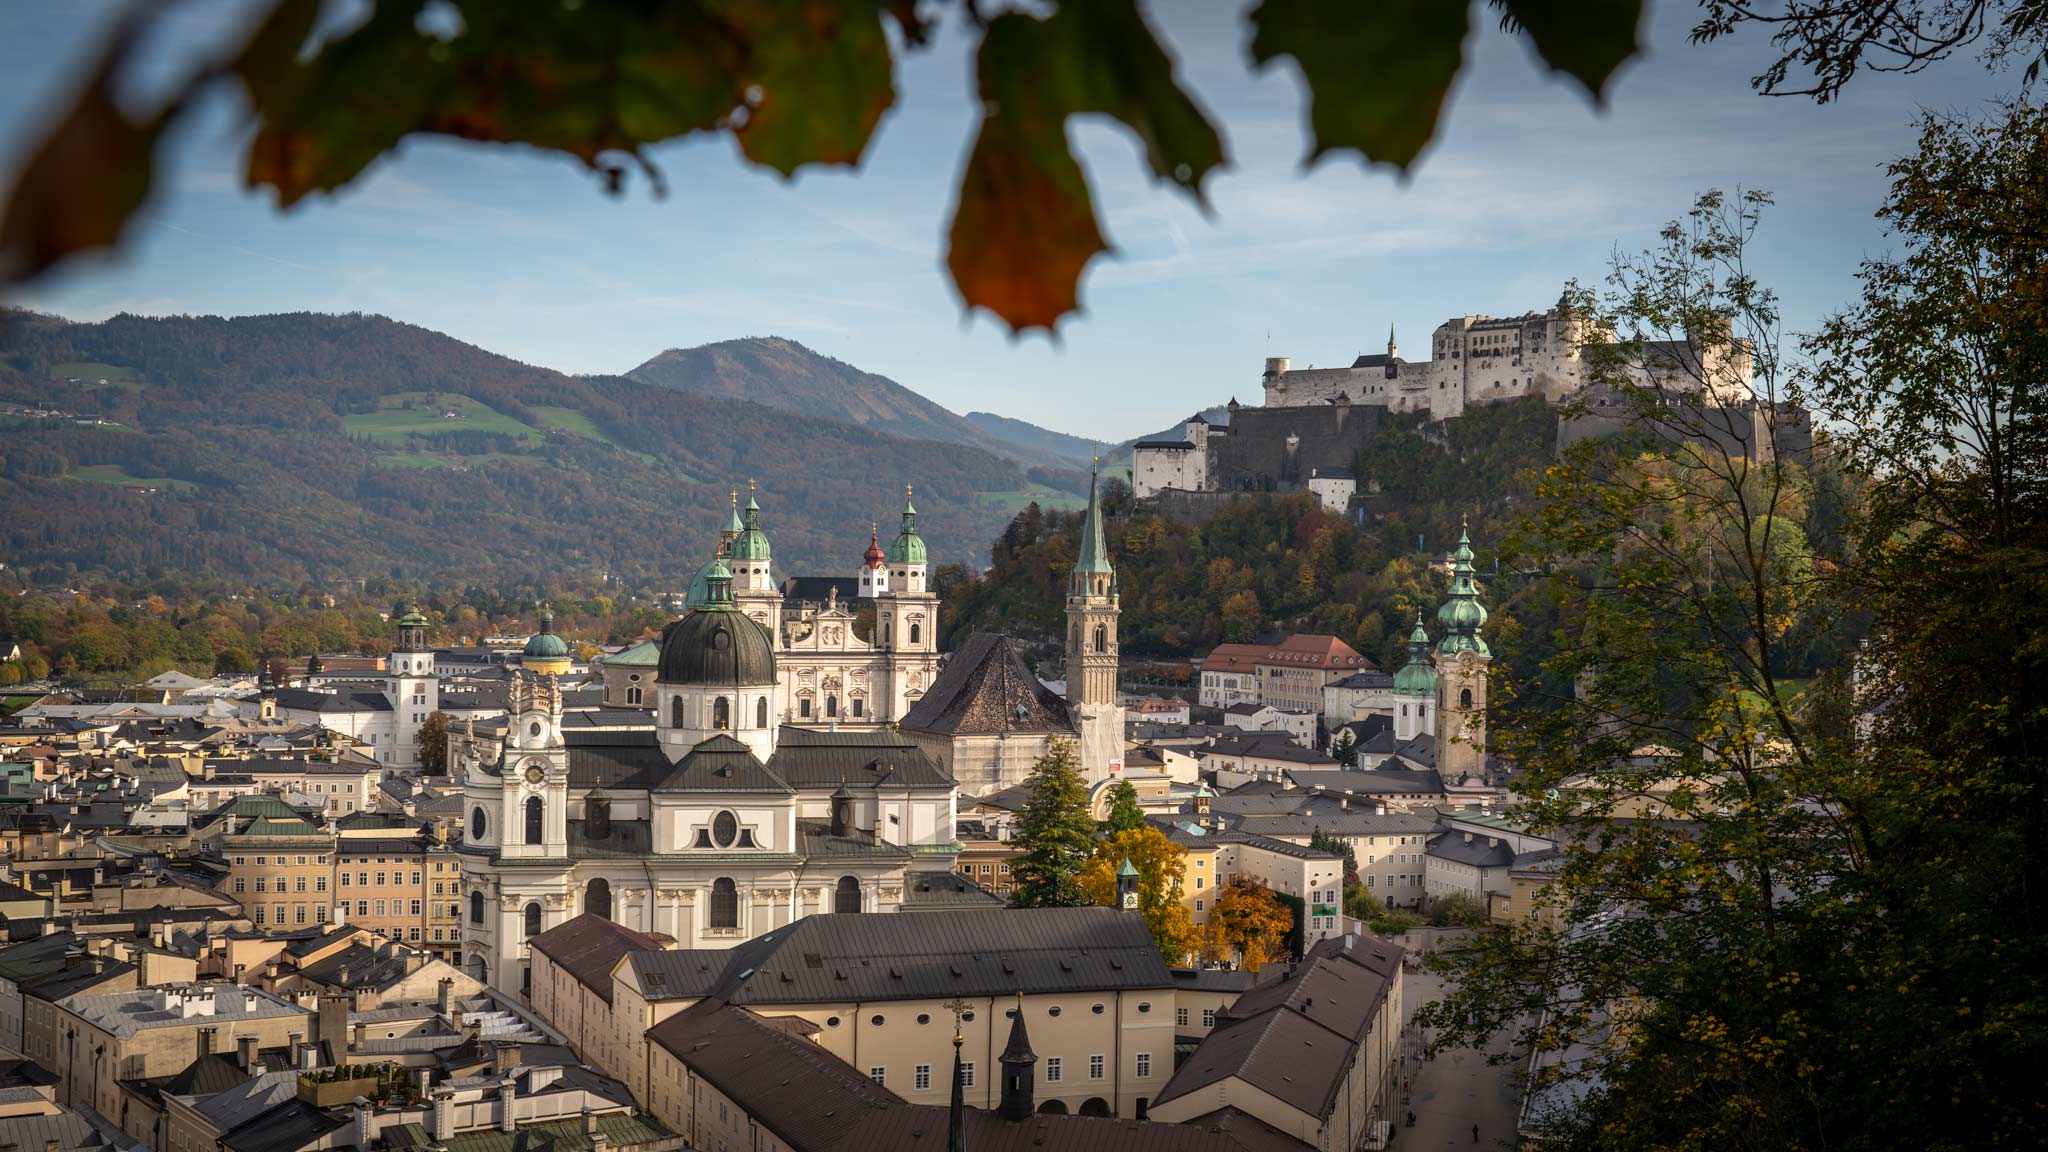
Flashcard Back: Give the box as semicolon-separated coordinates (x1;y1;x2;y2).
1134;297;1758;500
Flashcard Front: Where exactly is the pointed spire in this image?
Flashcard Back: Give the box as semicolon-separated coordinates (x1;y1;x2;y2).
947;1027;968;1152
1388;322;1397;354
725;488;743;535
887;483;926;566
1436;521;1490;658
1071;459;1114;591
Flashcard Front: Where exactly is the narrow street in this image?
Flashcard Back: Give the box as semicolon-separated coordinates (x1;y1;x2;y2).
1393;931;1525;1151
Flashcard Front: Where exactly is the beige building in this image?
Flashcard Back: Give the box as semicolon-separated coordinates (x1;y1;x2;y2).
52;985;310;1141
533;908;1197;1120
1152;934;1405;1149
332;835;432;947
218;813;336;932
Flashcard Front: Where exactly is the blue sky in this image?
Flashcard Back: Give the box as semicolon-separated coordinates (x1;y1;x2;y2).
0;1;2015;441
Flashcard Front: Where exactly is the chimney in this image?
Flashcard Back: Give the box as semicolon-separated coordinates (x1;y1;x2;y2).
237;1033;259;1070
498;1079;517;1132
438;977;455;1016
1463;831;1473;843
582;1108;599;1138
317;993;350;1063
353;1097;372;1150
196;1026;217;1059
432;1091;455;1142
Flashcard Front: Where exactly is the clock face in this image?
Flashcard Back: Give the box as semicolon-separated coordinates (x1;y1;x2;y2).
525;764;546;785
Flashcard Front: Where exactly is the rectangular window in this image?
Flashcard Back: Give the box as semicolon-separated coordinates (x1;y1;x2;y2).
253;906;265;925
295;876;307;892
1194;877;1203;889
1195;899;1205;911
339;873;351;888
294;904;307;925
1089;1055;1104;1080
254;877;267;893
915;1065;931;1091
357;900;369;916
316;905;328;922
316;876;327;892
869;1067;886;1085
409;927;422;941
375;899;388;916
960;1062;975;1088
410;899;423;916
273;903;285;922
1202;1009;1215;1027
1176;1008;1188;1027
1136;1053;1152;1077
375;872;387;886
412;872;422;885
358;872;369;886
233;877;246;893
1044;1057;1061;1083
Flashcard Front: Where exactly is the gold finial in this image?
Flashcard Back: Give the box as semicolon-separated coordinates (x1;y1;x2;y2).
730;488;737;510
944;996;971;1044
749;478;756;495
906;482;913;501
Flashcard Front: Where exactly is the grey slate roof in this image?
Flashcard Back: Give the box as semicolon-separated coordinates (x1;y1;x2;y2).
646;1002;900;1152
654;734;792;793
1425;831;1517;868
899;632;1074;737
900;870;1005;909
1283;767;1445;796
1199;733;1337;767
0;1113;107;1152
565;730;670;791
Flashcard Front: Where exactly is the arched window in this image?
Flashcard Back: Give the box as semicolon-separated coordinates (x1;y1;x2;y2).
709;878;738;929
757;697;769;728
834;876;862;914
585;878;612;921
713;696;731;729
1092;623;1107;653
525;796;544;845
670;697;685;728
523;902;542;938
468;890;483;924
470;807;487;842
626;686;642;705
909;623;921;645
1460;688;1474;709
824;695;838;718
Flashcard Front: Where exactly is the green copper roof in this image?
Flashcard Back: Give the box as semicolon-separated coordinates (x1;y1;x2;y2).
1070;467;1115;594
1117;856;1139;878
1393;614;1438;695
394;606;428;628
684;554;720;610
606;639;660;667
886;494;926;566
732;494;772;562
522;607;570;660
1436;528;1491;658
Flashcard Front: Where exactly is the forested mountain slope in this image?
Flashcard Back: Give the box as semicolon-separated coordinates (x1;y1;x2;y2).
0;311;1036;586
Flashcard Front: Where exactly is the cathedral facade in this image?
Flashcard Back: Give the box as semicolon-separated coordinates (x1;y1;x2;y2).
454;557;964;1000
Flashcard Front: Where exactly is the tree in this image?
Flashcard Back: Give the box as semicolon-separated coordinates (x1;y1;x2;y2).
1101;780;1145;835
1692;0;2048;101
1200;878;1293;972
415;712;451;776
1343;880;1386;923
1422;167;2048;1151
305;652;322;675
1307;825;1358;883
1079;827;1201;964
1428;891;1488;927
1329;726;1358;763
213;648;254;675
1009;740;1096;908
1;3;1648;333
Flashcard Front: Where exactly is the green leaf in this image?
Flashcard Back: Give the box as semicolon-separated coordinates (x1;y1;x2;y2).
948;0;1226;333
1501;0;1644;101
1249;0;1471;171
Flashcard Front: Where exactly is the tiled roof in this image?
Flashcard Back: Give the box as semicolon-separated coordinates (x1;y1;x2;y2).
900;871;1005;909
646;1002;899;1152
565;731;670;791
528;916;663;1005
900;633;1074;737
653;735;791;793
835;1103;1308;1152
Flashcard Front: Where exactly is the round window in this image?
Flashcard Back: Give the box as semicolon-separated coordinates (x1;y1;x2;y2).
871;1014;884;1026
1138;1002;1151;1014
826;1016;840;1028
528;721;541;737
963;1011;976;1023
1091;1004;1104;1015
1047;1006;1061;1017
713;630;731;652
917;1014;931;1025
712;811;738;848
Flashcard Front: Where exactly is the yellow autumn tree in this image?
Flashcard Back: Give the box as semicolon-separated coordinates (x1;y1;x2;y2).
1079;827;1200;965
1200;878;1292;972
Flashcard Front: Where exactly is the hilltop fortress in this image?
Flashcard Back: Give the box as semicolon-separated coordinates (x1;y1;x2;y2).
1134;297;1784;507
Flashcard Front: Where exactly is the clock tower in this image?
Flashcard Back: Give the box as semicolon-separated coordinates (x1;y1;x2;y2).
498;672;569;861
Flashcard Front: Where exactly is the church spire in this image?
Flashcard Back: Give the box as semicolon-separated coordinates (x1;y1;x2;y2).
1388;322;1397;359
1070;460;1114;595
1436;521;1490;658
947;1023;969;1152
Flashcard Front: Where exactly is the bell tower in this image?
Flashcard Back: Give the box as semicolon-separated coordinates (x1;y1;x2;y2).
1065;465;1124;781
1434;524;1491;781
499;672;569;861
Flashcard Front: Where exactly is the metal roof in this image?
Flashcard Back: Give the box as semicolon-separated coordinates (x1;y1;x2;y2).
646;1002;898;1152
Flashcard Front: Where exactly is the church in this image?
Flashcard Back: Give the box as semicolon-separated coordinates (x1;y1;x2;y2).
455;477;1131;999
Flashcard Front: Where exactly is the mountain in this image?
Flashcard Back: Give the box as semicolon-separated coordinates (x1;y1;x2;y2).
626;337;1080;473
0;312;1057;587
963;411;1096;465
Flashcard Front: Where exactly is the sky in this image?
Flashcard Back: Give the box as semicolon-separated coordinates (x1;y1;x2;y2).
0;1;2018;442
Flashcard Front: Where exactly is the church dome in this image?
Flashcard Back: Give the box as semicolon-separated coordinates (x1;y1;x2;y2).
863;525;886;570
522;608;570;660
732;494;772;563
1393;616;1437;696
658;560;778;687
886;496;927;565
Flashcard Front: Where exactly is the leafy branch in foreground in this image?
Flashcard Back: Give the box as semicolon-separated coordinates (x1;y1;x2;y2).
0;0;1643;333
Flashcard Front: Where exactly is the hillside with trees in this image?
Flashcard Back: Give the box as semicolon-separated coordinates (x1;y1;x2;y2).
0;311;1049;587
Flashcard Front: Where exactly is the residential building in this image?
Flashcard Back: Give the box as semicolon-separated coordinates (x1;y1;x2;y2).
51;985;309;1129
1221;704;1317;748
1198;645;1266;711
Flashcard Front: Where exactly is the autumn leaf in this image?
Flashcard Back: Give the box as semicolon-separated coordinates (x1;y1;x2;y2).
1498;0;1645;101
1249;0;1472;171
948;0;1225;332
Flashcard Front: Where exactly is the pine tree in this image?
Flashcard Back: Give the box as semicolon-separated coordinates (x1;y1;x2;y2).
1009;740;1097;908
1102;779;1145;834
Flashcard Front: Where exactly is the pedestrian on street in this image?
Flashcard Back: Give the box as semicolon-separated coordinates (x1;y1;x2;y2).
1472;1123;1481;1143
1407;1111;1416;1128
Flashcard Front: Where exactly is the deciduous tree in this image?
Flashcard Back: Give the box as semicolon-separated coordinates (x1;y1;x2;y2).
1200;878;1293;972
1080;826;1200;964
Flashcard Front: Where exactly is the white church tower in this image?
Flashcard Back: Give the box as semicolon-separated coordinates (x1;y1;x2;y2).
387;605;438;768
1065;467;1125;781
857;524;889;598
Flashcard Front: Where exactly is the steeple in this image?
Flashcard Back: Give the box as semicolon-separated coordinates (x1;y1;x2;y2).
1436;522;1490;658
947;1024;968;1152
998;994;1037;1121
700;557;736;609
1388;322;1398;359
1070;463;1115;596
886;484;927;567
1064;460;1124;781
1116;856;1140;911
732;483;772;564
